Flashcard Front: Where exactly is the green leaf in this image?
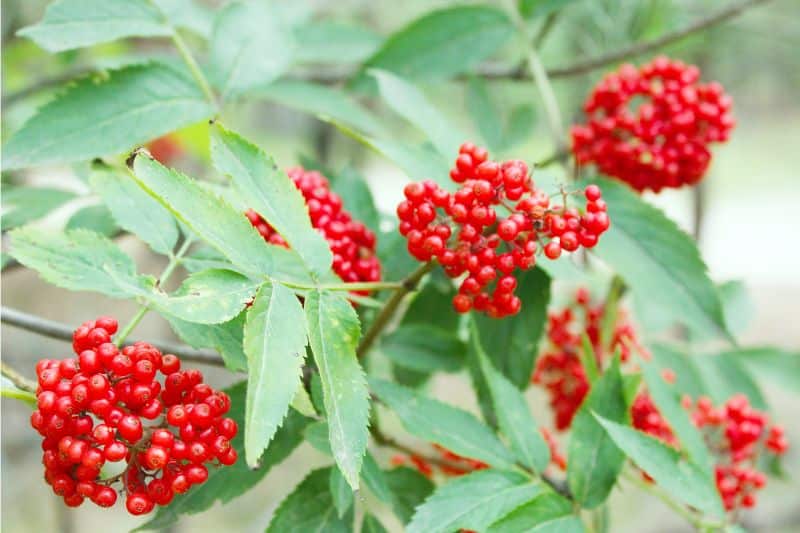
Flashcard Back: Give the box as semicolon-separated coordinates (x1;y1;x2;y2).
519;0;580;20
487;492;583;533
130;153;278;277
362;514;388;533
2;63;214;170
727;347;800;394
641;361;712;474
592;178;732;342
567;355;627;509
209;1;294;99
361;452;394;505
718;280;755;337
210;124;332;278
151;269;257;324
471;321;550;473
370;70;463;157
329;466;354;518
66;205;119;237
385;466;435;524
503;105;536;149
266;468;351;533
90;167;178;255
290;384;317;418
294;21;382;64
166;313;247;371
358;6;514;82
255;80;386;137
17;0;171;53
401;274;459;330
381;324;465;373
466;77;504;152
474;268;550;388
694;353;767;409
407;470;543;533
1;187;76;229
593;414;725;518
579;334;600;383
305;290;369;490
329;167;380;233
650;344;706;398
9;227;144;298
137;383;309;531
243;282;307;467
154;0;213;38
370;378;516;469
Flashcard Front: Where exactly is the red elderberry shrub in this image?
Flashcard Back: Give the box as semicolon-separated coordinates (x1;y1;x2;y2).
571;56;734;192
397;144;610;318
633;392;788;512
30;317;238;514
246;167;381;294
532;288;645;430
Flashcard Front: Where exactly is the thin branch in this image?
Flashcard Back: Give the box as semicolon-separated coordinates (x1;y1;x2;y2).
356;262;435;358
1;361;36;393
1;306;226;367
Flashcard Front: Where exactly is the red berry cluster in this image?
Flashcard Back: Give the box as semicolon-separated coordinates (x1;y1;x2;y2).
390;445;488;479
532;288;645;430
397;143;610;317
29;317;238;514
246;167;381;293
146;134;183;166
632;393;788;511
571;56;734;192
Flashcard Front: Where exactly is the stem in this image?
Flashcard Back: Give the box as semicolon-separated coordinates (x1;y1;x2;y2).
356;262;435;358
1;361;36;393
281;280;404;292
599;274;627;355
115;239;193;346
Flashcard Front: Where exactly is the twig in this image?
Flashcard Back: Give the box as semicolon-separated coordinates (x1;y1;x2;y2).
1;361;36;392
1;306;225;367
356;262;435;358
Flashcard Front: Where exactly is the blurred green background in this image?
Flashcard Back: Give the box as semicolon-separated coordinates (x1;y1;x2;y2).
2;0;799;531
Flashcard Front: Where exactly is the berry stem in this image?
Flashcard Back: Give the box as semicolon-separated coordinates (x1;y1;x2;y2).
1;361;36;393
280;280;405;292
356;262;435;358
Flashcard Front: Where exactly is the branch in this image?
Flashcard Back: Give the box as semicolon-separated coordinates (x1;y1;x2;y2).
356;262;435;358
1;306;226;367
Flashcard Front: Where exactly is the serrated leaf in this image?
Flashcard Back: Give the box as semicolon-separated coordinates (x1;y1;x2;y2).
727;347;800;394
90;167;178;255
474;268;551;388
305;290;369;490
487;492;583;533
210;124;332;278
407;470;543;533
370;70;463;157
266;468;351;533
209;1;294;99
166;313;247;371
17;0;171;53
381;324;466;373
593;414;725;518
151;269;257;325
385;466;435;524
466;77;504;152
66;205;119;237
694;353;767;409
255;80;386;137
718;280;755;336
290;384;317;418
370;378;516;469
362;514;388;533
592;178;732;342
358;6;514;82
361;452;394;505
1;187;76;229
131;153;277;277
294;21;382;64
137;383;309;531
471;321;550;473
9;227;144;298
329;466;354;518
567;356;627;509
641;361;713;474
243;282;307;467
2;62;214;170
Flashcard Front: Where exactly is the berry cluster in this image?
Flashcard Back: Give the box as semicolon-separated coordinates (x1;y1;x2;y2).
29;317;238;514
397;144;610;317
146;134;183;166
390;445;488;479
632;393;788;511
571;56;734;192
247;167;381;293
532;288;644;430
